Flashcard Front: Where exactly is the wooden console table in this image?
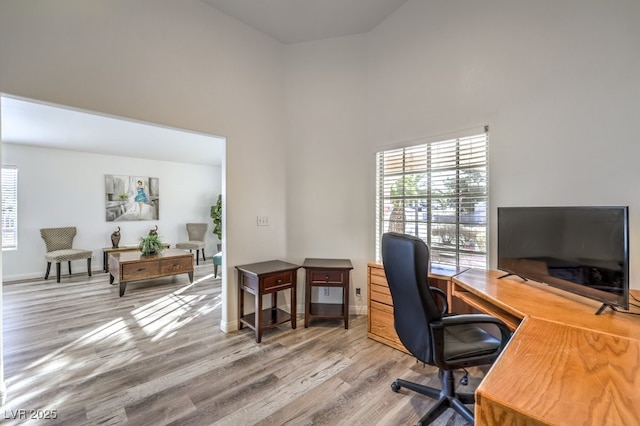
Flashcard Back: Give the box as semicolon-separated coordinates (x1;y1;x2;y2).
236;260;301;343
108;249;194;297
302;258;353;329
367;261;468;354
103;244;171;272
452;268;640;425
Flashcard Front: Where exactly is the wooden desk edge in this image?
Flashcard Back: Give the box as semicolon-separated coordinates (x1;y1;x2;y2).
451;270;525;330
453;268;640;425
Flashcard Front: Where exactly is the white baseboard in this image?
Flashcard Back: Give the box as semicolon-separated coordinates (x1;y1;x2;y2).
219;304;368;335
219;318;238;333
295;303;368;316
2;272;44;282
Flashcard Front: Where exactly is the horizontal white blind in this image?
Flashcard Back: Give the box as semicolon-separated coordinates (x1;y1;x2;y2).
2;166;18;250
376;132;488;268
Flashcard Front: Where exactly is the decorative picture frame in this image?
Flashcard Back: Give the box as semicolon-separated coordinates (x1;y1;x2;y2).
105;175;159;221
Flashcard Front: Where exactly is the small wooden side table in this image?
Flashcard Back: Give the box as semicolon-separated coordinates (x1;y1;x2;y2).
236;260;301;343
302;258;353;329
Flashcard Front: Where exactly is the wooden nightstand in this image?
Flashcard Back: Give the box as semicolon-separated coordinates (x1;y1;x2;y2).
302;258;353;329
236;260;301;343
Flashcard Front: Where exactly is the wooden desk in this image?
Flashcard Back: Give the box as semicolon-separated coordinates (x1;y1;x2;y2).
236;260;301;343
452;268;640;425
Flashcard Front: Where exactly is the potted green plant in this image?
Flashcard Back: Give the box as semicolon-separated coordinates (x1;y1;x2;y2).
211;194;222;251
139;233;165;256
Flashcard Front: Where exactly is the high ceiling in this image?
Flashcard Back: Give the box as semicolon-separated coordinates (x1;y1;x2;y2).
1;2;408;163
201;0;408;44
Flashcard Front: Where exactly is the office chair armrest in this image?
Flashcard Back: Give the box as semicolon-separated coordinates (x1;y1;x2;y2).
435;314;512;347
430;286;449;315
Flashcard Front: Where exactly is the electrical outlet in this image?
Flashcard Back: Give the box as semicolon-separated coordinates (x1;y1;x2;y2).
256;216;269;226
323;287;329;296
355;287;361;296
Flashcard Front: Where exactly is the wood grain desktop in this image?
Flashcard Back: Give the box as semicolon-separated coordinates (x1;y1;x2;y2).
452;268;640;425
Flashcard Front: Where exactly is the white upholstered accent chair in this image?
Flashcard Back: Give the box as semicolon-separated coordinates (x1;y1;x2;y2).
175;223;207;265
40;227;92;283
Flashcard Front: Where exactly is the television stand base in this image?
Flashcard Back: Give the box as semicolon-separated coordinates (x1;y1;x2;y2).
497;272;528;281
595;303;618;315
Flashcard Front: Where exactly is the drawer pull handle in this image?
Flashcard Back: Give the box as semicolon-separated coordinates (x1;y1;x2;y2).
276;279;282;284
137;268;146;272
325;275;330;282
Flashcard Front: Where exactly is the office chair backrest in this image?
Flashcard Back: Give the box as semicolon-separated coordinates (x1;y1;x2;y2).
381;232;442;364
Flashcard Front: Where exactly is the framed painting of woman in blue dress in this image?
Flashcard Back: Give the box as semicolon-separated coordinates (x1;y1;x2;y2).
105;175;159;221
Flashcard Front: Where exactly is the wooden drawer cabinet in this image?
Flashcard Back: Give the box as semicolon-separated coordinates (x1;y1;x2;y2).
310;270;344;283
263;271;294;292
159;257;193;274
367;262;469;353
369;300;404;350
122;262;160;281
303;258;353;329
108;249;194;297
236;260;301;343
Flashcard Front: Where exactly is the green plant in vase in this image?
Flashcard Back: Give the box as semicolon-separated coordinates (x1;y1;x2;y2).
139;233;165;256
211;194;222;251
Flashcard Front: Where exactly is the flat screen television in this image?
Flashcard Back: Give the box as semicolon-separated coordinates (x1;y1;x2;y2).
497;206;629;313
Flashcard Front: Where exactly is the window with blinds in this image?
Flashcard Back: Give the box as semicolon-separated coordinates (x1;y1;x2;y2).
2;166;18;250
375;130;488;268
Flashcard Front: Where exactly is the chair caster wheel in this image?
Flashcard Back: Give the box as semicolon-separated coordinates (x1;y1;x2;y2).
391;382;401;392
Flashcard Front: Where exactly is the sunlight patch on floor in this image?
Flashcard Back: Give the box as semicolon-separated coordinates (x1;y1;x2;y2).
3;273;223;413
6;317;138;409
131;274;220;340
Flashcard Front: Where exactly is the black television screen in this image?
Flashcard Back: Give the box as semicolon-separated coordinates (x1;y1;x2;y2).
497;206;629;311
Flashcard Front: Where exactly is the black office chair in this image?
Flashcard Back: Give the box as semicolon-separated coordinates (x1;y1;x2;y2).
381;232;511;425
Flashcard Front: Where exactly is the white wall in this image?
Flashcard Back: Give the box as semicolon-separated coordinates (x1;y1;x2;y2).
0;0;288;332
2;144;221;280
367;0;640;283
284;0;640;292
1;0;639;325
284;34;371;312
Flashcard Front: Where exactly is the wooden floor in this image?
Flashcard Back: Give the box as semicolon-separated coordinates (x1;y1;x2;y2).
2;262;481;425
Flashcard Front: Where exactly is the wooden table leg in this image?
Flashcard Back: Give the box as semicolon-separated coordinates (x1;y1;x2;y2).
238;278;244;330
291;283;297;329
304;270;310;328
271;293;277;324
255;287;263;343
343;275;349;329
